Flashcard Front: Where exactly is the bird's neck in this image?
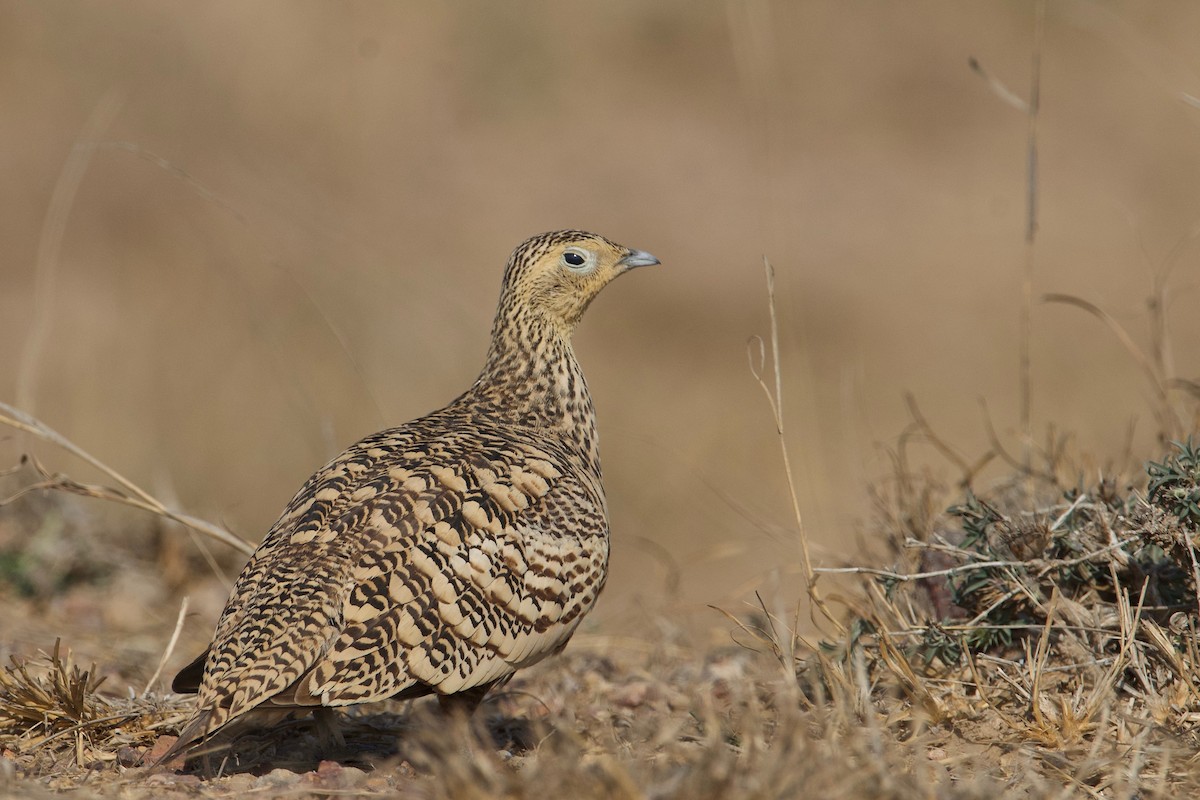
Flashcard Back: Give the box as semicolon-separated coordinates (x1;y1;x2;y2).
460;311;601;473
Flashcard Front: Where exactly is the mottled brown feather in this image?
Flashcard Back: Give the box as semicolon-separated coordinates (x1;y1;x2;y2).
161;230;656;762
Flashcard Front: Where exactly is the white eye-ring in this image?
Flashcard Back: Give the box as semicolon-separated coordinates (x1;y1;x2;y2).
561;247;596;273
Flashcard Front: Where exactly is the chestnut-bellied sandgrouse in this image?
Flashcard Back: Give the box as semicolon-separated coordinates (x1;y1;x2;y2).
163;230;658;762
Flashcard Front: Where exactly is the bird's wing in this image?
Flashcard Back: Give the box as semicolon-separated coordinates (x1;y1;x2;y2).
283;432;610;706
187;424;606;737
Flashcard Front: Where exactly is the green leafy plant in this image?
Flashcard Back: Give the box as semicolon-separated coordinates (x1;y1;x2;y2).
1148;438;1200;527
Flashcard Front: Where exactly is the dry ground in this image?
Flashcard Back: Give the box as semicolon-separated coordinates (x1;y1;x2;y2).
2;417;1200;798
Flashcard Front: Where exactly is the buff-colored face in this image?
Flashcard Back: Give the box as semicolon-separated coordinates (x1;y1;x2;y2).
504;231;659;329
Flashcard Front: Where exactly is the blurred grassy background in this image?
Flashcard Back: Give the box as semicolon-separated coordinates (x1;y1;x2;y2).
3;1;1200;644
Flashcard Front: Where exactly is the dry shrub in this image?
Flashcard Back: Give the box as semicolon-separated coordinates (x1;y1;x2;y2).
817;436;1200;796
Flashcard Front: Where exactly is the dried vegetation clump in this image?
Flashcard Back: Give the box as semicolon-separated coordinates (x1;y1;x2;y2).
808;436;1200;796
0;641;192;782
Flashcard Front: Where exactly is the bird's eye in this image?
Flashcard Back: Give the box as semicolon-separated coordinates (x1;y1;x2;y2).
561;248;594;272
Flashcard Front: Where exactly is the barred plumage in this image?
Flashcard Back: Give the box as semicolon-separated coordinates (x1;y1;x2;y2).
162;230;657;762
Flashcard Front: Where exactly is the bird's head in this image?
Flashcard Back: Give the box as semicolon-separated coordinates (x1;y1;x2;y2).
496;230;659;334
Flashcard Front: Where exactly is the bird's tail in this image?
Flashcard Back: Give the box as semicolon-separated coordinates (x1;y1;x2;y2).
147;707;215;769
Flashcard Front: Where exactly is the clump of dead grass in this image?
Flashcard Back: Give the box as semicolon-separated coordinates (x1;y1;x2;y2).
801;436;1200;796
0;640;191;772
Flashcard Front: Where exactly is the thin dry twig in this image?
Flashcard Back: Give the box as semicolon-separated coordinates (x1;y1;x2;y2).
142;597;189;697
978;397;1057;484
0;401;254;556
1043;293;1178;439
747;258;842;634
902;393;996;488
969;4;1045;476
816;535;1139;584
1020;0;1046;472
968;56;1030;112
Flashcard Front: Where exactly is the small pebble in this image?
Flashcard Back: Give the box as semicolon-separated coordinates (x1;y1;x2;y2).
144;735;183;769
364;774;393;790
339;766;369;786
301;761;369;788
221;773;257;792
259;767;302;788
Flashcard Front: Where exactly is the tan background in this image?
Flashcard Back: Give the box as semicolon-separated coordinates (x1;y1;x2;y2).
3;1;1200;643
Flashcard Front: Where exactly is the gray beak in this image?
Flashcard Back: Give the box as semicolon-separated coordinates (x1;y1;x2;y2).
619;249;660;269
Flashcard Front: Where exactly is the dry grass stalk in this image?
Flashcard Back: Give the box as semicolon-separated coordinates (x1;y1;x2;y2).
1044;293;1180;441
140;597;189;698
0;400;254;557
746;258;842;636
